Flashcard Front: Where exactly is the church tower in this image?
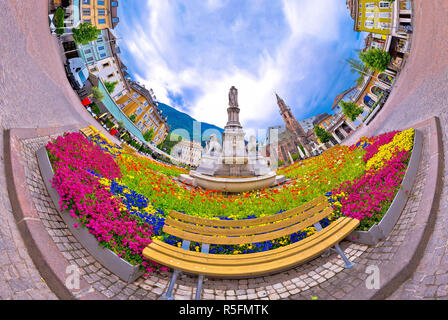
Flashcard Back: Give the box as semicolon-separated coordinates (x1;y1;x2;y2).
276;93;307;139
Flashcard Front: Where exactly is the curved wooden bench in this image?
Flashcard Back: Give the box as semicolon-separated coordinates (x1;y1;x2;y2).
80;125;99;138
143;195;360;300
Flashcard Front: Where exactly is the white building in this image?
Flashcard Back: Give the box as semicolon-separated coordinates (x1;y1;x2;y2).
88;55;129;100
171;140;203;167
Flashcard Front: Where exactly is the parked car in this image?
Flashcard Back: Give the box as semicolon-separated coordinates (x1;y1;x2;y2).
65;58;89;90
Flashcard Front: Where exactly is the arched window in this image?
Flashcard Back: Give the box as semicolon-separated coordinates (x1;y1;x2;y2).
379;73;394;86
371;86;384;97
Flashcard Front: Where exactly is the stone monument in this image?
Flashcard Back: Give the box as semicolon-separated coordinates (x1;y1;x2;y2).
182;87;285;192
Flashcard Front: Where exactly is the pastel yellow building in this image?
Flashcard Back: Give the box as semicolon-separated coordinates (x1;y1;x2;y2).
347;0;394;35
116;80;169;145
80;0;120;30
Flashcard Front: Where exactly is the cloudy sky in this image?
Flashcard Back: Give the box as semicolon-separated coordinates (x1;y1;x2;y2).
115;0;366;134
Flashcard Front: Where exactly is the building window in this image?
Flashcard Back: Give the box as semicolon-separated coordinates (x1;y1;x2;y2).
87;57;94;62
98;19;106;24
90;67;98;72
365;12;375;18
98;10;106;16
112;18;119;23
103;62;110;68
365;3;375;9
136;107;143;115
107;73;114;79
82;0;90;4
98;46;105;51
111;2;118;7
365;20;374;28
97;0;105;5
379;1;391;9
100;53;106;58
82;8;91;16
83;19;91;24
84;49;92;54
379;12;391;18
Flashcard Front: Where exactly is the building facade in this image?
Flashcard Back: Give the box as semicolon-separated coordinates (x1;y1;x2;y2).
88;55;129;100
116;80;169;145
79;0;120;30
77;28;119;66
348;0;394;35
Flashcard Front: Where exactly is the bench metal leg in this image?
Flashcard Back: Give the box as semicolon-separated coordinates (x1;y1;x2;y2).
334;243;354;269
162;269;181;300
195;275;204;300
162;240;191;300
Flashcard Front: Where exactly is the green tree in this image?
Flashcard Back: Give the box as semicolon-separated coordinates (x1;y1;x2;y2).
346;57;369;86
313;126;333;144
143;128;155;142
53;7;65;35
91;86;104;101
359;48;391;73
104;81;118;94
340;100;364;122
73;23;101;45
129;114;137;123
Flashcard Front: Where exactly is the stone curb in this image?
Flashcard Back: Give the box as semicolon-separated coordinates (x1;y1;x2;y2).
345;116;443;300
3;125;107;300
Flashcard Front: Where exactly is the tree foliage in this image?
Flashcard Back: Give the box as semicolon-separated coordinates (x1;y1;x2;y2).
143;128;155;142
73;23;101;45
313;126;333;144
104;81;118;94
359;48;391;73
340;101;364;122
91;86;104;101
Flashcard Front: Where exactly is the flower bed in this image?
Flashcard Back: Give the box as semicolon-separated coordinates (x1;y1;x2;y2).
46;133;167;276
44;128;417;275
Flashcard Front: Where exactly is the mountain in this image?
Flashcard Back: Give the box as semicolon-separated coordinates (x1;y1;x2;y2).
157;102;224;143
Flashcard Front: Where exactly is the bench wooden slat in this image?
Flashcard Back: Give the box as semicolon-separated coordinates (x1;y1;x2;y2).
164;201;330;237
162;207;334;245
143;217;359;277
167;195;326;228
149;217;352;262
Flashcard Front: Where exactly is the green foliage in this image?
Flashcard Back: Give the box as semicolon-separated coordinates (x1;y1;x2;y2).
346;57;369;86
91;86;105;101
104;81;118;94
277;160;285;167
54;7;65;34
129;114;137;123
90;102;101;115
73;23;101;45
340;100;364;122
314;126;333;144
143;128;155;142
359;48;391;73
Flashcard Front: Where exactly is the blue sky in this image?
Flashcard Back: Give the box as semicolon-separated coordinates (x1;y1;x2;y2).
114;0;367;134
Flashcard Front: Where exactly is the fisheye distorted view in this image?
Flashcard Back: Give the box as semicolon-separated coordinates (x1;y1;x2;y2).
1;0;447;305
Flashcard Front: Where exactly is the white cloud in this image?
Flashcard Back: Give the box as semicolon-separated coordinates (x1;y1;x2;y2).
118;0;353;133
